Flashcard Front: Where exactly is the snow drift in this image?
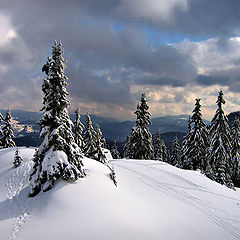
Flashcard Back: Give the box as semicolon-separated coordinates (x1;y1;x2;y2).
0;147;239;240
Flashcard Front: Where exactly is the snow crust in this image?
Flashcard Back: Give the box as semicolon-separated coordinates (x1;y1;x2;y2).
0;147;239;240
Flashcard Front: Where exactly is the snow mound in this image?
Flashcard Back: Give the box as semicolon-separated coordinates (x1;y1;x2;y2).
0;148;239;240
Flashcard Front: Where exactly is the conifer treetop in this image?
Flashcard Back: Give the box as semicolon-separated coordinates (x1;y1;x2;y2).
217;90;225;110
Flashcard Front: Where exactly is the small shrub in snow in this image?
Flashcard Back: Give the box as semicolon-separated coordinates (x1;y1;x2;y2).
13;149;23;168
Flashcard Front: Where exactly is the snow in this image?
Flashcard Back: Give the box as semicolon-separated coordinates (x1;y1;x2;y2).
0;147;240;240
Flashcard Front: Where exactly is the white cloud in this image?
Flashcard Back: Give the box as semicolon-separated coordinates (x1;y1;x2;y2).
173;37;240;75
131;84;236;120
0;14;17;45
118;0;188;23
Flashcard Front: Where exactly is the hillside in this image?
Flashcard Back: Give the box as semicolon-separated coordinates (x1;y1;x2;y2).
0;148;239;240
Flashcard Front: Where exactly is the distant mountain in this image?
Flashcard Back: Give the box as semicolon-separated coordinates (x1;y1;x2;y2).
0;110;211;149
100;115;210;142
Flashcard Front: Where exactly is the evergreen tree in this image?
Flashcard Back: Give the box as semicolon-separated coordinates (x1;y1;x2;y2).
209;90;234;189
161;140;169;163
123;135;131;158
1;110;16;148
170;135;181;167
181;116;192;168
129;93;154;159
13;148;23;168
0;112;3;146
231;117;240;187
153;130;169;162
73;108;84;151
83;114;97;158
204;158;215;180
153;130;162;161
111;141;121;159
95;124;108;164
183;99;210;171
29;41;85;197
96;124;107;149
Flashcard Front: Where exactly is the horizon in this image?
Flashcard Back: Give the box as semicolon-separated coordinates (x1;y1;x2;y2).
0;108;235;123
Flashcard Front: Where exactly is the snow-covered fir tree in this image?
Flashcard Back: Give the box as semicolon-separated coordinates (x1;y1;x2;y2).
29;41;85;197
170;135;181;167
161;140;169;163
153;130;162;161
111;141;121;159
0;112;4;148
83;114;97;158
231;117;240;187
13;149;23;168
183;99;210;171
123;135;131;158
94;124;108;164
1;110;16;148
209;90;234;189
181;116;192;168
73;108;85;151
129;93;154;159
96;124;107;149
153;130;168;161
204;158;215;180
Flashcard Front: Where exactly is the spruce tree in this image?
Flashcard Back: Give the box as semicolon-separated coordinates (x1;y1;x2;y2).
0;112;3;146
29;41;85;197
96;124;107;149
209;90;234;189
73;108;85;151
129;93;154;159
13;149;23;168
161;140;169;163
183;99;210;171
153;130;163;161
95;124;108;164
170;135;181;167
231;117;240;187
182;116;192;168
1;110;16;148
111;141;121;159
123;135;131;158
83;114;97;158
153;130;169;162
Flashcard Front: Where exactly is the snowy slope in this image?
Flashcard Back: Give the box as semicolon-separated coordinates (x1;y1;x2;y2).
0;148;239;240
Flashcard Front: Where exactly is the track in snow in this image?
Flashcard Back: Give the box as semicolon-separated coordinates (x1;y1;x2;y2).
113;160;240;239
6;160;33;240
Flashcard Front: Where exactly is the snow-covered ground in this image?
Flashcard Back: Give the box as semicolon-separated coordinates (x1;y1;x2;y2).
0;147;239;240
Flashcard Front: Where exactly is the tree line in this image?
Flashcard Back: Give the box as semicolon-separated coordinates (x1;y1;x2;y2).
122;90;240;190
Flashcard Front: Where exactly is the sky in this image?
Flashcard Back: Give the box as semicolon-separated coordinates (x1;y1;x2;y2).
1;0;240;120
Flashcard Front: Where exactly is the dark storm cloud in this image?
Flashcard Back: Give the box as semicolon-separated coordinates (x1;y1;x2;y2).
197;67;240;93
